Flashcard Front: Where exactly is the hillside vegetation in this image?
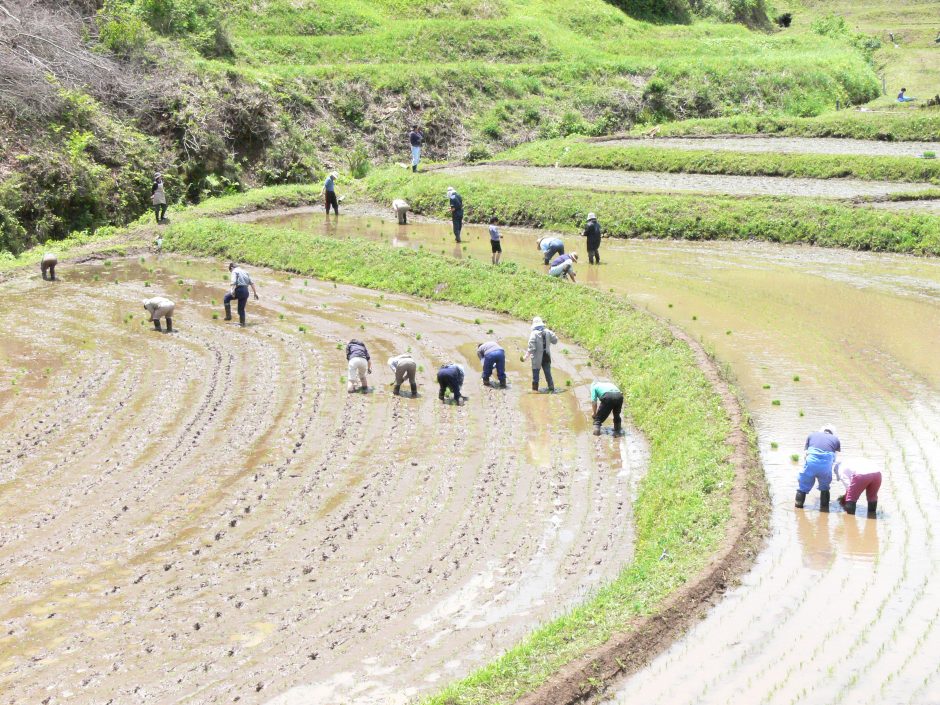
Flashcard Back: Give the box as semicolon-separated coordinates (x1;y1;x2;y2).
1;0;880;254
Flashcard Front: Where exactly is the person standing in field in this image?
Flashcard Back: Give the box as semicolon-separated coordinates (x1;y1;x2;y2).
322;171;339;215
447;187;463;243
835;459;882;517
795;424;841;512
437;363;466;404
488;217;503;264
525;316;557;393
143;296;175;333
392;198;410;225
40;253;58;281
590;380;623;436
537;235;564;265
346;339;372;393
152;173;168;224
584;213;602;264
477;341;507;388
388;352;418;397
409;125;423;173
224;262;259;327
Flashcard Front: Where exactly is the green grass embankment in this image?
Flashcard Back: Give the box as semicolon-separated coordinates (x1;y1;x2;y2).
365;168;940;254
162;215;741;704
633;111;940;142
503;139;940;183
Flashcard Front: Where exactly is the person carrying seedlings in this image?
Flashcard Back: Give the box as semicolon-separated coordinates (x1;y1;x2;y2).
537;236;565;265
897;88;917;103
590;380;623;436
477;341;507;388
584;213;602;264
322;171;340;215
143;296;175;333
488;218;503;265
40;253;58;281
525;316;557;392
447;187;463;243
224;262;259;327
795;424;841;512
388;352;418;397
409;125;423;172
548;258;577;282
835;458;882;517
392;198;410;225
152;173;168;224
346;339;372;393
437;363;466;404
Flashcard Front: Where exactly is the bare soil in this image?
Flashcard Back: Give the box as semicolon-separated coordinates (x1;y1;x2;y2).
592;136;940;158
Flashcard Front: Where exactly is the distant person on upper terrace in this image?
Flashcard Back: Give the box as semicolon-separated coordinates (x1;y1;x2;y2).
897;88;917;102
409;125;423;173
152;173;168;224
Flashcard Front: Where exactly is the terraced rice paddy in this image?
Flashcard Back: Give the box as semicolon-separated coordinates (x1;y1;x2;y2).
595;136;940;158
0;258;644;704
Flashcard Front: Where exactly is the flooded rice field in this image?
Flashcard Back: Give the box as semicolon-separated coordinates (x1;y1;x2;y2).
260;210;940;704
441;165;938;202
595;136;940;158
0;257;646;704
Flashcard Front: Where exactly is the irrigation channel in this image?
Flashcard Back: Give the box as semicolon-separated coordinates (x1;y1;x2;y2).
257;209;940;704
0;258;646;704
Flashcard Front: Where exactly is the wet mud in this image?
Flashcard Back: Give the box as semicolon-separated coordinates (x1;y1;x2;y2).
259;210;940;704
595;136;940;158
0;257;647;704
440;164;938;201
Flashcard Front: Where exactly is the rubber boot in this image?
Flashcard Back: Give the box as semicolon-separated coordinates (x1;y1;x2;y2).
153;320;162;332
499;380;507;389
795;490;806;509
239;313;246;328
412;165;417;173
593;424;601;436
165;317;172;333
410;383;418;397
393;384;401;396
224;303;232;321
844;500;857;515
819;490;830;513
613;423;622;436
867;501;878;517
532;382;539;392
439;390;445;402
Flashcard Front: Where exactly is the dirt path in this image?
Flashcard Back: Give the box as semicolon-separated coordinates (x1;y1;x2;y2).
593;136;940;158
439;164;937;200
0;257;646;705
256;210;940;704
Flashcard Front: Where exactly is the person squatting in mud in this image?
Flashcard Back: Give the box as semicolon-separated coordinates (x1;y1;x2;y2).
143;296;175;332
537;235;565;265
835;458;882;517
795;424;841;512
525;316;557;393
388;352;418;397
477;340;507;388
346;339;372;393
437;363;466;404
591;380;623;436
40;253;57;281
584;212;602;264
224;263;259;327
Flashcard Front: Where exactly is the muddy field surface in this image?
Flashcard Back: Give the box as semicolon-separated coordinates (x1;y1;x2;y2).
261;211;940;704
440;165;937;201
0;257;647;705
595;136;940;158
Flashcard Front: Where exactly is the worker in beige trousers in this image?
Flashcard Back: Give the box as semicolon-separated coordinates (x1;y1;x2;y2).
346;339;372;393
143;296;175;332
389;353;418;396
40;253;58;281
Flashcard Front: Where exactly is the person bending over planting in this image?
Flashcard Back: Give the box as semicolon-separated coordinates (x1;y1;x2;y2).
591;380;623;436
537;236;565;265
835;458;881;517
796;424;841;512
437;363;466;404
346;339;372;393
548;258;577;282
40;253;57;281
143;296;175;333
388;352;418;397
224;263;259;327
477;341;507;388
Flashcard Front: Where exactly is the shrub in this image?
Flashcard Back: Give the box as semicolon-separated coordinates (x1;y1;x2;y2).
347;144;371;179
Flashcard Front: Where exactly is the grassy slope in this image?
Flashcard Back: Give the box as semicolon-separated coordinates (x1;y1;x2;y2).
160;214;738;704
502;138;940;182
364;168;940;254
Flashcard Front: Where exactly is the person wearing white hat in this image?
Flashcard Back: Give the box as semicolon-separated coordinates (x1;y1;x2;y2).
143;296;175;332
536;235;565;265
524;316;558;392
447;187;464;243
40;253;58;281
392;198;410;224
796;424;841;512
835;458;882;517
437;362;466;404
152;173;168;224
322;171;339;215
584;213;602;264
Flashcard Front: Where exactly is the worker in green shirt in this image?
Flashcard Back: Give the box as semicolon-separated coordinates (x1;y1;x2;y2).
591;380;623;436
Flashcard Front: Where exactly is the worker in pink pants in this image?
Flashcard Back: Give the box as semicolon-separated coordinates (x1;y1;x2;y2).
835;459;882;517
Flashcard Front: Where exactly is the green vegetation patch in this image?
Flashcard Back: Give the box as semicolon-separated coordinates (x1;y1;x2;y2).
364;168;940;254
161;214;736;703
503;139;940;184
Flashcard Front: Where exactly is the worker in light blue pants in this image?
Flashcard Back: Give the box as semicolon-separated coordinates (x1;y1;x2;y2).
795;425;841;512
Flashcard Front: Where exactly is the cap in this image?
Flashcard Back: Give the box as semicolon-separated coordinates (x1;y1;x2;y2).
587;212;596;221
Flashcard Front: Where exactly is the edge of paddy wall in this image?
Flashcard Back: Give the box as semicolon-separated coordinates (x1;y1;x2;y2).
157;215;768;704
363;167;940;255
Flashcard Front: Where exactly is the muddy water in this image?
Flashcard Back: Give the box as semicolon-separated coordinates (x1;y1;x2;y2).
0;258;647;704
596;136;940;158
441;164;938;200
259;210;940;704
